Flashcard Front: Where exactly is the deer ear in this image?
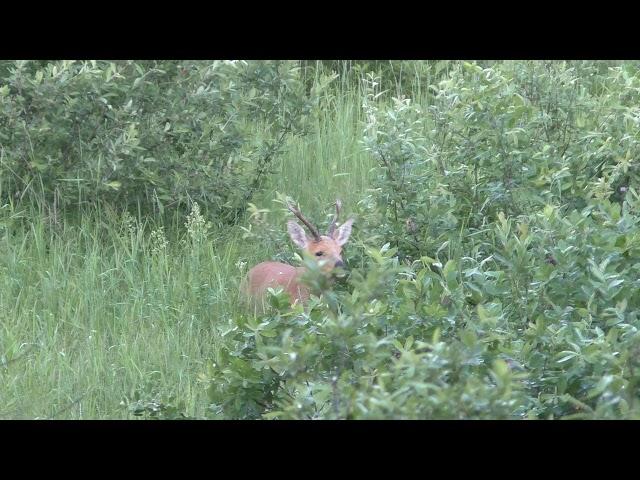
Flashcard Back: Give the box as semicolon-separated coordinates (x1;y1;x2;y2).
287;221;308;248
333;218;354;246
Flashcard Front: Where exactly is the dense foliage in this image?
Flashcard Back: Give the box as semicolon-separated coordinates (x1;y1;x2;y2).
0;60;317;222
202;61;640;419
2;60;639;419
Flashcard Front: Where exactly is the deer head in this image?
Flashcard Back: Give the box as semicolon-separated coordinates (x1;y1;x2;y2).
287;200;354;272
242;200;355;312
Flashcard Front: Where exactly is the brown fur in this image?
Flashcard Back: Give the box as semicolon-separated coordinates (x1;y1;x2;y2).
243;261;310;312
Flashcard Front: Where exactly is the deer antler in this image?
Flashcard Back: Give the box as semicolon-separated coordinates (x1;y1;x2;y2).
327;199;342;236
287;203;321;241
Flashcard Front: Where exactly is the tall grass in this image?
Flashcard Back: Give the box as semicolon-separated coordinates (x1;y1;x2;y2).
1;204;229;418
258;68;375;216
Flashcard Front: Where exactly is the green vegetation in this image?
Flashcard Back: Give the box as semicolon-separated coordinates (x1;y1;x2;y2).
1;60;639;419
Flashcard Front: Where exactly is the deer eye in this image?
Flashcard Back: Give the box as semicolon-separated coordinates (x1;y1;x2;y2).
315;251;324;257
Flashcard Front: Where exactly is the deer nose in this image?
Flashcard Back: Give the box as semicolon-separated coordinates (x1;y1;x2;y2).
334;260;344;268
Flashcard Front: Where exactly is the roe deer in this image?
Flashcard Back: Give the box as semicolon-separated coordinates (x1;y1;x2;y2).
242;200;354;312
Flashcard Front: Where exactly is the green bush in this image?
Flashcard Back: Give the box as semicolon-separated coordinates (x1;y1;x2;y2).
357;61;640;262
198;192;640;419
0;60;318;222
196;62;640;419
199;243;526;419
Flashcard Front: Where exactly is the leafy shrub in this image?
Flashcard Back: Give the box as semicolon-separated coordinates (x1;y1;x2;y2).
198;61;640;419
0;60;318;222
199;243;528;419
355;62;640;259
199;191;640;419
